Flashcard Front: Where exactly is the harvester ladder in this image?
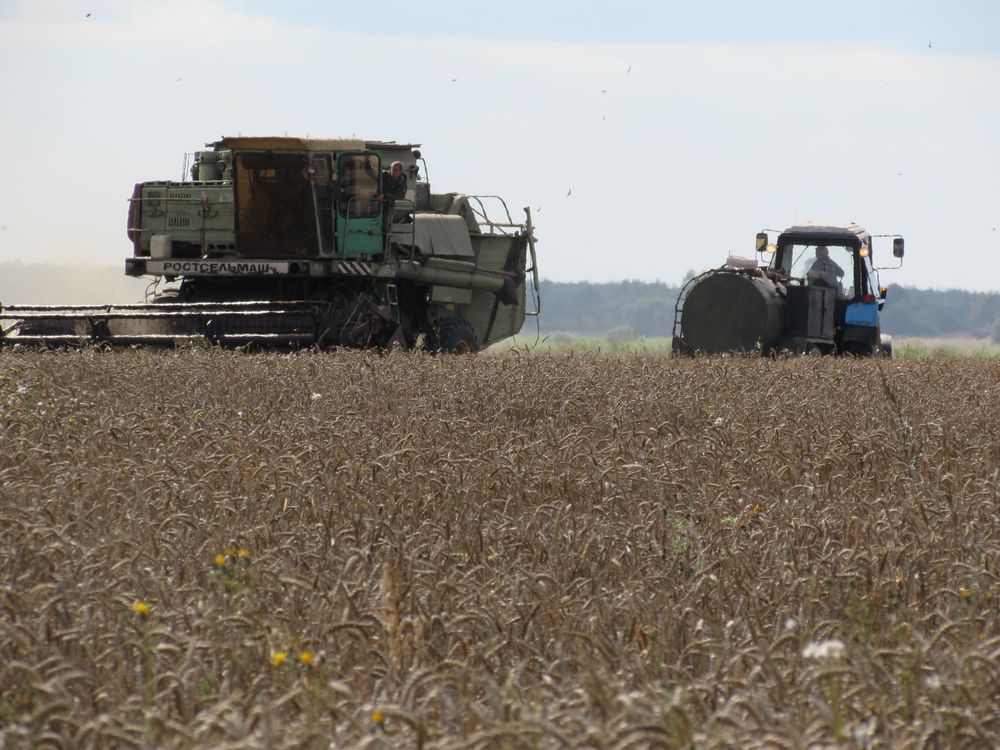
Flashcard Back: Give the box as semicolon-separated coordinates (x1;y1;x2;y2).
385;283;400;323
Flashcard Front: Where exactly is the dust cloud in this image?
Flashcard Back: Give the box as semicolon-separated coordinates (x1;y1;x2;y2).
0;263;149;305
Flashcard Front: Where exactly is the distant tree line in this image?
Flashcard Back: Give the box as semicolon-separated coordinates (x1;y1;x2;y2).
536;280;683;338
537;280;1000;340
878;286;1000;338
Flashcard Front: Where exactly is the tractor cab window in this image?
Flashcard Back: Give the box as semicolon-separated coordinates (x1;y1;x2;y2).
855;252;876;300
789;243;854;297
337;153;380;218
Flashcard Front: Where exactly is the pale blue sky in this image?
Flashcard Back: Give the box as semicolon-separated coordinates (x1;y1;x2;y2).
230;0;1000;51
1;1;998;290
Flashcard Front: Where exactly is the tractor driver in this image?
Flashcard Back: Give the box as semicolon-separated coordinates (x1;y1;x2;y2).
807;245;845;290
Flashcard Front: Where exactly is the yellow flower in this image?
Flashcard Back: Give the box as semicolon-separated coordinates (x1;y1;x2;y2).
237;548;251;560
214;554;227;567
959;587;972;600
270;650;287;666
752;503;762;514
299;650;314;666
226;547;237;557
132;600;151;617
371;709;385;725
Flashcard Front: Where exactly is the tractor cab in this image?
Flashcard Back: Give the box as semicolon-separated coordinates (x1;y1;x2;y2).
758;222;904;355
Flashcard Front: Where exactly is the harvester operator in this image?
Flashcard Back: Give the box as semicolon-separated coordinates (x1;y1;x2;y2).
807;245;845;290
379;161;408;202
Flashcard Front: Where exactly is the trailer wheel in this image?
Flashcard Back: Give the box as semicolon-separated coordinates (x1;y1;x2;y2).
435;317;479;353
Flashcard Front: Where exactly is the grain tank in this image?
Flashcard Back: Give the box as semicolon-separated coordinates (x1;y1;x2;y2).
672;223;904;356
1;137;540;350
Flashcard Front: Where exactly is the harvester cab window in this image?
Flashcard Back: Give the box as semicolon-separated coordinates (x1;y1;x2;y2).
234;152;317;258
310;156;335;254
337;154;380;218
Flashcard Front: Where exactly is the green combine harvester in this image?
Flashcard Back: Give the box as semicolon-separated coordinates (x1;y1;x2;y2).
0;137;540;351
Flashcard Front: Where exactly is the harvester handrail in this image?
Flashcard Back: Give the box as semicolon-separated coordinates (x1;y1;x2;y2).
467;195;518;235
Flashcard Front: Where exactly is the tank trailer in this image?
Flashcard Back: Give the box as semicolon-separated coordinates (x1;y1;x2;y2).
0;137;540;350
673;222;904;356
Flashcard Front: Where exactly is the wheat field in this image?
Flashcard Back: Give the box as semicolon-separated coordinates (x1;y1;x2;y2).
1;349;999;748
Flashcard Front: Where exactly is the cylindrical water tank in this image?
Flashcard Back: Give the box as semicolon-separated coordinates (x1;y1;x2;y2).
681;272;784;354
195;151;221;181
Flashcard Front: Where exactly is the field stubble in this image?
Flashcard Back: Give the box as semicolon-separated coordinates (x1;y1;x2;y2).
1;349;999;748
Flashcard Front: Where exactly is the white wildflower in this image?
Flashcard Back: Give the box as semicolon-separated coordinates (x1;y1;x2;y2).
16;384;28;394
784;617;798;632
311;393;322;400
924;673;942;690
713;417;723;427
852;716;877;748
802;638;845;661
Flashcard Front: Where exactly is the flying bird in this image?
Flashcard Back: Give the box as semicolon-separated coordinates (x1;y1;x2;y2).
928;41;932;49
600;89;607;94
86;12;92;17
451;78;458;83
626;64;631;73
566;189;572;197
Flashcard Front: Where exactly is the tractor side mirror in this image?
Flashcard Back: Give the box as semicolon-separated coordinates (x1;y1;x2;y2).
892;237;905;258
755;232;768;252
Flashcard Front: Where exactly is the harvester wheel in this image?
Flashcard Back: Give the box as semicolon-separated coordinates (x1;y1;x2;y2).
435;317;479;354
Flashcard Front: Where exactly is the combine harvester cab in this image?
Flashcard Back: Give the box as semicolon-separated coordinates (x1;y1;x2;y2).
1;137;540;350
673;222;904;356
